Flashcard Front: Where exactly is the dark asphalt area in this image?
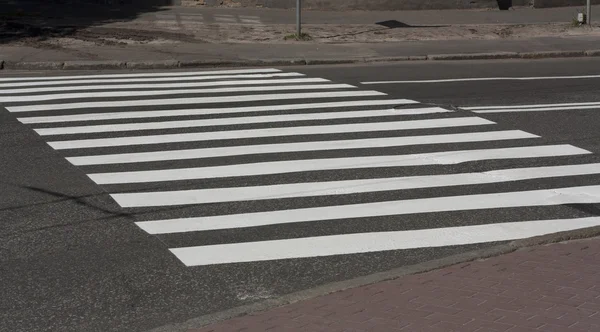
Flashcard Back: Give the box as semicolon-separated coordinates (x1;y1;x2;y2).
1;58;600;332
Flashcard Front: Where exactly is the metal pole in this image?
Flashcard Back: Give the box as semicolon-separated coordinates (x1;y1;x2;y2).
296;0;302;37
587;0;592;26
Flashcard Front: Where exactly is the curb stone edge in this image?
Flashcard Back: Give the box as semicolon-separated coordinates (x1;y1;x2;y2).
3;50;600;71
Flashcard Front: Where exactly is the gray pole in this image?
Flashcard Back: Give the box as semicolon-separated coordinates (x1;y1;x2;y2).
588;0;592;25
296;0;302;36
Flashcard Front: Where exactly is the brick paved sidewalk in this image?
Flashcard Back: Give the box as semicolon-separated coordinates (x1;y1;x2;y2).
193;238;600;332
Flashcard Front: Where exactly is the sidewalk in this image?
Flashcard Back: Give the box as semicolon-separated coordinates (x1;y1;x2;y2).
188;237;600;332
2;4;600;69
150;5;597;25
2;36;600;70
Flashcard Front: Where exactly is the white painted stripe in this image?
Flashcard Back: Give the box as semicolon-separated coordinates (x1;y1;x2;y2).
69;130;533;166
49;117;493;149
0;78;330;95
473;105;600;113
88;145;589;184
38;107;451;136
7;91;386;112
0;72;302;89
114;162;599;207
463;101;600;111
170;217;600;266
0;68;280;82
361;75;600;85
137;185;600;235
17;99;420;124
0;84;356;103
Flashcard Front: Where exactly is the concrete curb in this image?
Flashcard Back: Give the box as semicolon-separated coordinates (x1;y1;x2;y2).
3;49;600;71
427;52;520;61
146;225;600;332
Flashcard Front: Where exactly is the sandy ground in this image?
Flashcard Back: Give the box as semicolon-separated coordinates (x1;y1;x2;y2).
3;18;600;51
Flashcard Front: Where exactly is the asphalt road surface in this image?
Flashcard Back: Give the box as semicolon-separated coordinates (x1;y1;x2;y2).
2;58;600;332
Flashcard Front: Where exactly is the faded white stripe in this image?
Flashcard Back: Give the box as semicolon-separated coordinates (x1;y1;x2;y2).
114;162;599;207
138;185;600;234
0;68;280;83
69;130;533;166
17;99;419;124
0;78;329;95
0;72;301;89
7;91;386;112
0;84;356;103
49;117;493;149
88;145;589;184
38;107;450;136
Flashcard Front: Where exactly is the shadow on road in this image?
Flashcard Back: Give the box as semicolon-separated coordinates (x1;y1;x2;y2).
0;0;173;44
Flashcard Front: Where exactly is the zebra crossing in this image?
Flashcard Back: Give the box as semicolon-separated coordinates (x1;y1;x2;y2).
2;68;600;268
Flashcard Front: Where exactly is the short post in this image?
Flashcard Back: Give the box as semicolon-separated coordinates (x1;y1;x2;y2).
587;0;592;26
296;0;302;37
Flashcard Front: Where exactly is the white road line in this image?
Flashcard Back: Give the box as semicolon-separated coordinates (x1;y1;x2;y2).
170;217;600;266
69;130;533;166
48;117;493;149
38;107;451;136
462;102;600;113
88;145;589;184
0;78;330;95
114;162;598;207
473;105;600;113
0;72;303;89
137;185;600;234
0;68;280;82
463;102;600;110
361;75;600;85
0;84;356;103
17;99;420;124
7;91;386;112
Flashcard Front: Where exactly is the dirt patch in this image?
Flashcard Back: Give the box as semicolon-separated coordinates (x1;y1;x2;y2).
154;22;600;44
3;20;600;47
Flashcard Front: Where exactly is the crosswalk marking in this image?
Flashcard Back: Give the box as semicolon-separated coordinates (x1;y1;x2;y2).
88;145;588;184
0;68;281;82
7;91;387;112
137;185;600;234
112;163;600;207
67;130;536;166
0;72;303;89
35;107;451;136
0;78;330;95
171;217;600;266
48;117;494;149
18;99;419;124
2;67;599;267
0;84;356;103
